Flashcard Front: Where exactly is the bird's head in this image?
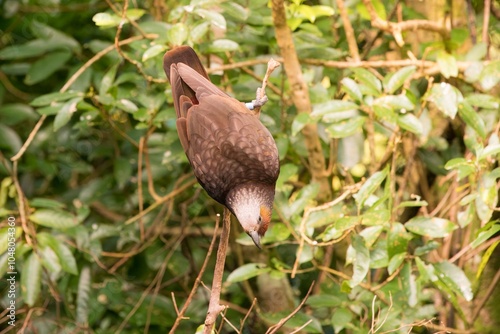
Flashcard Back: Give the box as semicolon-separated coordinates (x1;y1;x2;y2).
226;183;275;248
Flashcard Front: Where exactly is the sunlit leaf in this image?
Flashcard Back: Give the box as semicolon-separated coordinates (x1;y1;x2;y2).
425;82;463;119
458;101;486;138
29;209;79;229
435;261;473;301
397;113;423;135
208;39;239;52
53;97;82;131
227;263;270;283
383;66;416;94
142;44;166;62
437;50;458;78
291;113;312;136
388;252;406;275
167;23;188;46
341;77;362;102
349;236;370;287
401;262;417;306
325;116;365;138
353;165;389;208
405;216;457;238
76;266;91;324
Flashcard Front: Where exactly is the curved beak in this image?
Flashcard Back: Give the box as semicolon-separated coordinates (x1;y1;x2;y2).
248;231;261;249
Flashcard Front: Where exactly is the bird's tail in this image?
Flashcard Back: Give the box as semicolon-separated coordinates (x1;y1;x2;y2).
163;46;208;82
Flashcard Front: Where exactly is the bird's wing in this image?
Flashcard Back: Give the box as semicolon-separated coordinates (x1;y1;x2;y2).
185;95;279;202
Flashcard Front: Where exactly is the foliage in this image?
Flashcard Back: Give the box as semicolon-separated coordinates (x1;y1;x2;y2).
0;0;499;333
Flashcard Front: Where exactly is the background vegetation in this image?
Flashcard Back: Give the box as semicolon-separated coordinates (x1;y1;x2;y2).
0;0;499;333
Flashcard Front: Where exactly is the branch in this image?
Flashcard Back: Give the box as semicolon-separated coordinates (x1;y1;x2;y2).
271;0;331;199
362;0;450;46
336;0;360;61
203;208;231;334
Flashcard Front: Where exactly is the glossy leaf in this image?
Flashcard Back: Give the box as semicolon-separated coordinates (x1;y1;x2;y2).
310;100;359;118
388;252;406;275
291;113;312;136
458;101;486;138
53;97;81;131
397;113;423;135
476;240;500;279
76;266;91;324
332;308;353;333
387;222;411;258
227;263;270;283
353;165;389;209
167;23;188;46
37;232;78;275
142;44;166;62
21;252;42;307
349;236;370;287
352;68;382;95
425;83;463;119
194;9;226;30
434;261;473;301
383;66;416;94
405;216;457;238
401;262;417;306
341;77;362;102
325;116;366;138
29;209;79;229
437;50;458;78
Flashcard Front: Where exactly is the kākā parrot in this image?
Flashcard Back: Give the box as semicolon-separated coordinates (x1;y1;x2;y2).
163;46;280;248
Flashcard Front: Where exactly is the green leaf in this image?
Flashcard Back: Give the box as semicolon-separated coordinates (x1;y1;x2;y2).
349;236;370;287
479;60;500;90
357;0;387;20
310;100;359;118
465;42;488;61
0;227;22;255
388;252;406;275
458;101;486;138
397;113;423;135
465;93;500;110
353;165;389;209
76;266;91;324
25;50;72;85
401;262;418;306
291;113;312;136
30;21;81;54
426;83;463;119
227;263;270;283
53;97;82;131
434;261;473;301
39;245;62;279
190;21;211;42
374;94;415;112
0;39;52;60
21;252;42;307
221;2;249;22
383;66;416;94
37;232;78;275
29;209;79;229
359;225;383;247
0;103;38;125
114;156;132;189
405;216;457;238
387;223;411;258
436;50;458;78
331;308;353;333
325;116;366;138
99;63;119;96
116;99;138;113
0;124;22;153
320;216;359;241
92;13;121;28
208;39;239;52
470;223;500;249
476;240;500;280
341;77;362;102
352;68;382;95
167;23;188;46
415;257;437;282
30;91;83;107
142;44;166;62
194;9;227;30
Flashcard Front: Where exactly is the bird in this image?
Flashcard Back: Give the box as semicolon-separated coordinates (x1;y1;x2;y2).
163;46;280;248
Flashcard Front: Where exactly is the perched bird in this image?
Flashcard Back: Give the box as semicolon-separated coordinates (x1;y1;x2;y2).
163;46;280;248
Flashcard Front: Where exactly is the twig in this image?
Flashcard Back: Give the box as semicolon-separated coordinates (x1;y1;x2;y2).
483;0;491;59
203;208;231;334
239;298;257;332
336;0;360;61
265;281;315;334
169;214;221;333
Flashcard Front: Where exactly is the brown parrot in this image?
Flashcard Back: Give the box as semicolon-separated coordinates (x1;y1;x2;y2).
163;46;280;248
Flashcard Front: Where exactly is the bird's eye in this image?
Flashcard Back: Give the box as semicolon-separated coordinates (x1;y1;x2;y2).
258;216;262;223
